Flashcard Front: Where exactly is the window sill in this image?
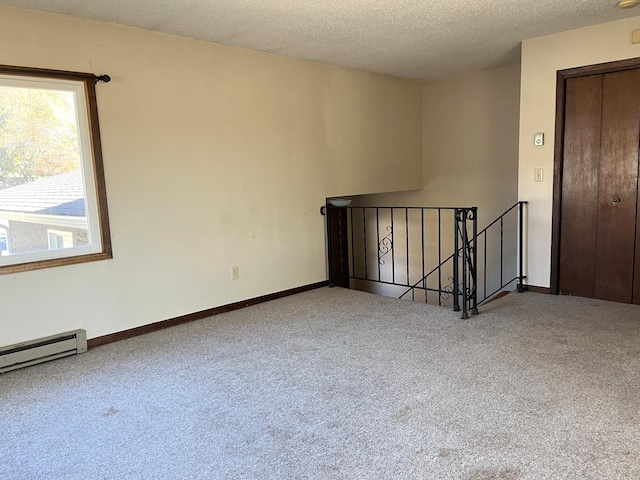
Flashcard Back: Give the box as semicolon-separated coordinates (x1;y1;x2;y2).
0;251;113;275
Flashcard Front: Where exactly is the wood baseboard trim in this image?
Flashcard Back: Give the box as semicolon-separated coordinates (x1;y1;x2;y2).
483;290;513;304
525;285;551;294
87;280;329;349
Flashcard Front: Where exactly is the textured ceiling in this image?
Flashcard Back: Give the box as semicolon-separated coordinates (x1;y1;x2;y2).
2;0;640;79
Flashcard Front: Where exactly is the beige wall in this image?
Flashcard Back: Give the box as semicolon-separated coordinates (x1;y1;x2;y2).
347;64;521;301
0;6;422;345
519;17;640;288
356;63;521;229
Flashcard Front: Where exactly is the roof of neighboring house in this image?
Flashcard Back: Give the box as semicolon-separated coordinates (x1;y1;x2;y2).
0;170;86;217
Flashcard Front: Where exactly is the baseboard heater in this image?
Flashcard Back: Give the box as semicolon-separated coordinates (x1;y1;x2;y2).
0;329;87;374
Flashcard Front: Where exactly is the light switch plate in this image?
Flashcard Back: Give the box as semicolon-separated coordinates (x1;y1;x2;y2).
534;133;544;146
534;168;544;182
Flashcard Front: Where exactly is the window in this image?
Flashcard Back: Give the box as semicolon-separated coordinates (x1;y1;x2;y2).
47;229;74;250
0;227;7;255
0;66;111;274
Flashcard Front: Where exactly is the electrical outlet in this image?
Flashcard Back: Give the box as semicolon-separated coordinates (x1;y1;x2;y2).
231;266;239;280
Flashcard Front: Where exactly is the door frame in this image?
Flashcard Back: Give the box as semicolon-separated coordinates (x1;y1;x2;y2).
550;56;640;294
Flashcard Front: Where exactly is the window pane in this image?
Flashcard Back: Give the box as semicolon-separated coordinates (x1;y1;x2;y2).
0;82;90;259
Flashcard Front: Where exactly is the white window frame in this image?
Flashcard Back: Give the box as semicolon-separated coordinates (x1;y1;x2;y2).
0;66;111;274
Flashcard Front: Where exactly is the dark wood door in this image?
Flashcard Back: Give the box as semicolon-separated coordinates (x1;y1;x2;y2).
559;68;640;304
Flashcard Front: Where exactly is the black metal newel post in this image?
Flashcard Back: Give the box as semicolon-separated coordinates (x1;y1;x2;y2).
376;208;381;281
405;208;410;288
363;207;368;280
461;209;469;320
325;204;335;287
453;209;460;313
471;207;479;315
438;209;442;306
517;201;526;293
391;208;395;284
350;208;355;279
421;209;426;297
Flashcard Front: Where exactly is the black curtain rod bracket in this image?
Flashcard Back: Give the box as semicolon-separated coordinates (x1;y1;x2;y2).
94;74;111;84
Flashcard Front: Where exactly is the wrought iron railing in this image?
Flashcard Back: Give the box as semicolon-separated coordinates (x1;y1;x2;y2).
475;202;527;304
323;201;527;318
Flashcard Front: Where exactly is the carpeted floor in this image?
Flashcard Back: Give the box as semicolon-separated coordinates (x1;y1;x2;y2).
1;288;639;479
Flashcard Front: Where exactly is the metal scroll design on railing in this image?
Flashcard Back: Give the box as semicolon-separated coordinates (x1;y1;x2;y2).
440;277;456;302
378;226;393;265
440;278;475;305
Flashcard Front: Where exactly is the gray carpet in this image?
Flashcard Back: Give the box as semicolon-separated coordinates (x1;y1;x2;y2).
1;288;639;480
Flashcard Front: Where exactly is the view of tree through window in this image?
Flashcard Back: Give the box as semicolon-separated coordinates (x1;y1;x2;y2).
0;87;81;189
